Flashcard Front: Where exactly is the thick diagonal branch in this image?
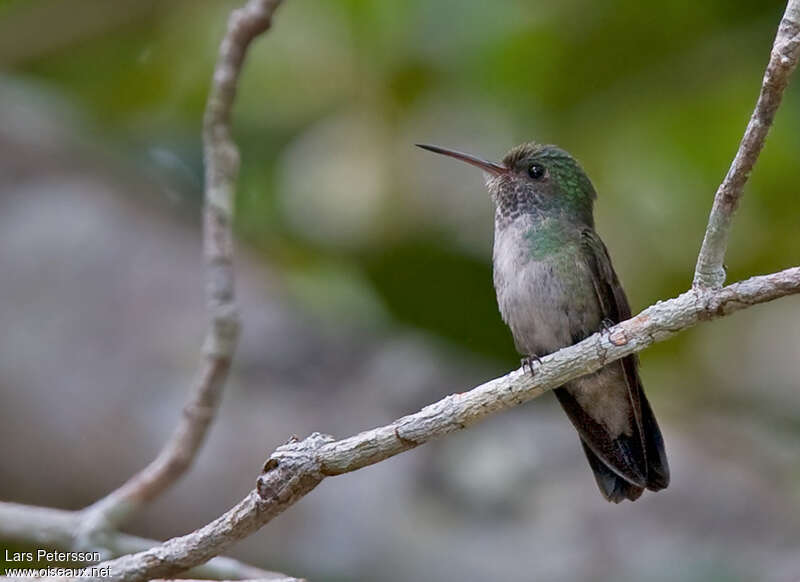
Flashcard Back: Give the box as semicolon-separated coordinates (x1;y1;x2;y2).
76;0;284;545
91;267;800;582
693;0;800;288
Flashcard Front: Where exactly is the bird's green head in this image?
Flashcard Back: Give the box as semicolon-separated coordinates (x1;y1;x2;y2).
417;142;597;227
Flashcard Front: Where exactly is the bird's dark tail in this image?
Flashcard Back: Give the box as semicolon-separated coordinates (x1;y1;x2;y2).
576;389;669;502
580;439;643;502
555;356;669;502
637;388;670;491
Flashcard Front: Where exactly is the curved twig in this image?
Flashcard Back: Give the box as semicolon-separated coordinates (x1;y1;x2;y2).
74;0;285;547
693;0;800;288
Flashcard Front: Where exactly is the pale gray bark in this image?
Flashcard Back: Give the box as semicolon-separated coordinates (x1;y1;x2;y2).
693;0;800;288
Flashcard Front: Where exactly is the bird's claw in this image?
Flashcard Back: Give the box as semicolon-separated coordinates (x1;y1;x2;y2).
599;318;615;334
521;355;542;377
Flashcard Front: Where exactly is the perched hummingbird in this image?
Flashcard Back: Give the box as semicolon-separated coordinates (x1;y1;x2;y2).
418;142;669;502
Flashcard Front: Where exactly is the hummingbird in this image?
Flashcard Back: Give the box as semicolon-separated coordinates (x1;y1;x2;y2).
417;142;669;502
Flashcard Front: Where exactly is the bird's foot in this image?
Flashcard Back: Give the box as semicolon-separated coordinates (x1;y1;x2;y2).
521;355;542;377
599;318;616;334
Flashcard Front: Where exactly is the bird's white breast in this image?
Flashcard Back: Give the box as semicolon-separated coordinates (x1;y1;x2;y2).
492;216;599;357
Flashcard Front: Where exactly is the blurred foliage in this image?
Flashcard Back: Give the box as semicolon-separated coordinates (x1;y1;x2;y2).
1;0;797;375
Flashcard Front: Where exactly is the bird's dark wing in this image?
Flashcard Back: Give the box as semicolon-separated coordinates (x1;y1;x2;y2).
578;228;631;322
556;229;669;497
581;228;668;489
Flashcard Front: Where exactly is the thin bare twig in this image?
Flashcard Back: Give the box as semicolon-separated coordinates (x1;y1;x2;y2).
0;502;295;581
75;0;284;547
90;267;800;582
693;0;800;288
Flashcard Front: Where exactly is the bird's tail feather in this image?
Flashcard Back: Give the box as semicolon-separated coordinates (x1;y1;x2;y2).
580;439;643;503
555;357;670;501
639;390;670;490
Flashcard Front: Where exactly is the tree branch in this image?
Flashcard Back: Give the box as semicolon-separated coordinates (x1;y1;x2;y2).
74;0;284;548
5;1;800;581
90;267;800;582
693;0;800;288
0;502;299;582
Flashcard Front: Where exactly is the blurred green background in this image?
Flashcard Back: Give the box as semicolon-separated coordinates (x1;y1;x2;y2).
2;0;798;360
1;1;799;581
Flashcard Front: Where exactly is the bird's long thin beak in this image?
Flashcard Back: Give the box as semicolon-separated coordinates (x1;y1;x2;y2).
416;144;507;176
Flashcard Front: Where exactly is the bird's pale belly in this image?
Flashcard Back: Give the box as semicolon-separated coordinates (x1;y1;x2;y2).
493;246;603;358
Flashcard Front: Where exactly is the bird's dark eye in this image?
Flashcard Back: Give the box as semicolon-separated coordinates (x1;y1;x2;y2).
528;163;546;180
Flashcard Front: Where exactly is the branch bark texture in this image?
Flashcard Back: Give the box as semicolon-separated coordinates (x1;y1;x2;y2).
92;267;800;582
693;0;800;288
